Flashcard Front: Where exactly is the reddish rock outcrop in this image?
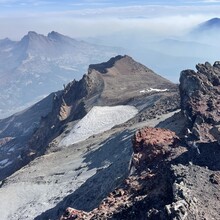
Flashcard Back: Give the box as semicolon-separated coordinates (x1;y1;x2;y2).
59;127;181;220
131;127;179;171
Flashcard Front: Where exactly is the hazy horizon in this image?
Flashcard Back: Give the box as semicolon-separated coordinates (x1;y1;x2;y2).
1;0;220;40
1;1;220;83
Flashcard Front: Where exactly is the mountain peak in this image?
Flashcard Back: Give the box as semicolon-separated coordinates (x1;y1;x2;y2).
28;31;38;35
0;37;14;45
205;17;220;25
21;31;43;43
27;31;40;38
47;31;63;39
196;17;220;32
47;31;74;43
88;55;126;73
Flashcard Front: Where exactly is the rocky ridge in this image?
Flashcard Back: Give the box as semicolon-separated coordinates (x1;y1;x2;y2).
180;61;220;143
0;55;178;182
60;61;220;220
28;55;177;158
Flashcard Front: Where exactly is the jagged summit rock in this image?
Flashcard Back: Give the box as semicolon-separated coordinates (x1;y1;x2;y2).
88;55;125;73
180;61;220;143
47;31;63;39
47;31;78;43
59;127;181;220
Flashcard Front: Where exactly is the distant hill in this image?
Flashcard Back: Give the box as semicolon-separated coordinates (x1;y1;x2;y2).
0;31;122;118
194;17;220;32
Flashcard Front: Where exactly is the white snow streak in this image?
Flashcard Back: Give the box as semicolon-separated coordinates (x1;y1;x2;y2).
140;88;168;93
59;105;138;147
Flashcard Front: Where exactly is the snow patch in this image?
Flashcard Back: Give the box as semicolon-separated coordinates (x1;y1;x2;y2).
59;65;77;71
140;88;168;93
59;105;138;147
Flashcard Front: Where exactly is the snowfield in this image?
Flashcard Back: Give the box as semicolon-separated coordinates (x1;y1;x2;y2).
59;105;138;147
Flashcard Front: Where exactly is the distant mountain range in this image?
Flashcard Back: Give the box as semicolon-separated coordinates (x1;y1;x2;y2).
0;31;122;118
1;17;220;119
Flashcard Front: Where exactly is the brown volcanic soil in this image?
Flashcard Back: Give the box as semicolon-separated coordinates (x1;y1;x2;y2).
89;55;175;105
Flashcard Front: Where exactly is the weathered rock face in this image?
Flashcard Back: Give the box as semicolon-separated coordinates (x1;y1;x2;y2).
131;127;179;171
60;126;220;220
179;61;220;143
60;207;88;220
60;127;182;220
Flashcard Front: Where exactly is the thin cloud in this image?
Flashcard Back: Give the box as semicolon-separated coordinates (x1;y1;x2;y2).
0;1;220;40
202;0;220;2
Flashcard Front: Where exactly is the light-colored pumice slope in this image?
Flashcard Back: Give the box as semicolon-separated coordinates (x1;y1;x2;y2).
0;110;178;220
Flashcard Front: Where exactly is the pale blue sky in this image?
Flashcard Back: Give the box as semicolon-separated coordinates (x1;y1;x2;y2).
1;0;220;10
1;0;220;39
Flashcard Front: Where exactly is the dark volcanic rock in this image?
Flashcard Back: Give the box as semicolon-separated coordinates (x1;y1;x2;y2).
59;60;220;220
88;55;124;74
179;61;220;143
59;128;183;220
59;126;220;220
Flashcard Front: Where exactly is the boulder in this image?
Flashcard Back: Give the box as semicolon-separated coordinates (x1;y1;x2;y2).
131;127;179;171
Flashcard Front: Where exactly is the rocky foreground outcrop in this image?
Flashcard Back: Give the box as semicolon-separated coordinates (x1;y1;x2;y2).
60;127;182;220
60;61;220;220
180;61;220;143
